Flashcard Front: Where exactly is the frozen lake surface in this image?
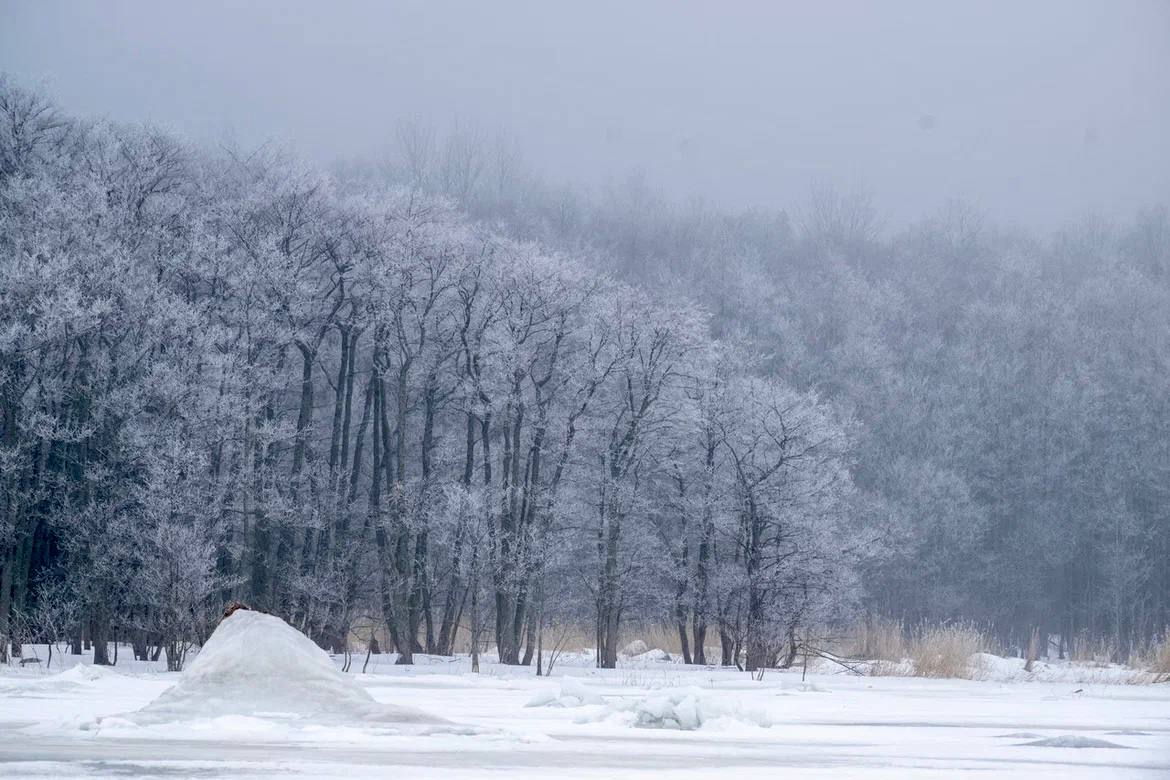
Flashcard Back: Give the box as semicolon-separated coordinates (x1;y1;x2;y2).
2;652;1168;779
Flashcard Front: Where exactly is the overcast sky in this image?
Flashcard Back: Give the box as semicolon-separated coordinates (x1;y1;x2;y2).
2;0;1168;228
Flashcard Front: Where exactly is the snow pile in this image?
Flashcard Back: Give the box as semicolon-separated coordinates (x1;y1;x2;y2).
1018;735;1130;749
54;664;121;683
117;610;446;727
972;653;1045;681
620;640;649;656
629;648;672;663
589;688;772;731
525;677;605;708
617;639;674;665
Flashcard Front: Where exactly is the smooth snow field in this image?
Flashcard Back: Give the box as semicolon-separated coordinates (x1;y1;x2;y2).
1;643;1167;778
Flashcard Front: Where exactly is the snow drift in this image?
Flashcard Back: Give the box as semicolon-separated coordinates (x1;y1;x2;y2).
0;663;121;695
120;609;446;727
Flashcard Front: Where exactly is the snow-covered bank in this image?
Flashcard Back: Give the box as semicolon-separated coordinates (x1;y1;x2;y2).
849;651;1162;685
7;638;1162;686
3;641;1168;779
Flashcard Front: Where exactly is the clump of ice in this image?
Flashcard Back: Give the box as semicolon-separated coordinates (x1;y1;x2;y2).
589;688;771;731
113;610;446;728
1018;736;1130;749
525;677;605;708
627;690;704;729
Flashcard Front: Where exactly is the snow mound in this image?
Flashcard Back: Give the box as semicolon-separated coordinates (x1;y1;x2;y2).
525;677;605;708
55;664;121;683
0;663;120;693
590;688;771;731
630;648;672;663
119;610;446;727
621;640;649;656
1018;736;1130;749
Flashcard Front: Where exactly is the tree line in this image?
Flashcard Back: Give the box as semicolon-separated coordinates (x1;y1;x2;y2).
2;80;1167;670
0;80;855;671
365;116;1170;662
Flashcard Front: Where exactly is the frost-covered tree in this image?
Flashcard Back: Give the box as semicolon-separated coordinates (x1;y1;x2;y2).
4;77;1165;669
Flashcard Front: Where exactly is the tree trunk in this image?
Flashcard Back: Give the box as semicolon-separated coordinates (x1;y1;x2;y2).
133;632;149;662
676;610;692;665
719;626;735;667
692;620;707;666
0;548;11;664
414;385;438;653
470;548;481;674
597;491;623;669
780;625;800;668
91;613;111;666
383;375;414;665
291;343;315;477
436;413;477;655
327;328;351;477
523;579;543;667
494;396;521;666
369;377;410;665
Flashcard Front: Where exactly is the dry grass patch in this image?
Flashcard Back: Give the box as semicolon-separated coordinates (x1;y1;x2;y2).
908;623;991;679
1068;630;1120;666
1132;628;1170;683
637;624;684;656
850;618;910;676
855;618;906;661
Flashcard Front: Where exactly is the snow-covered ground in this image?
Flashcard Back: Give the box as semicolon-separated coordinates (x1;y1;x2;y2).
2;639;1167;778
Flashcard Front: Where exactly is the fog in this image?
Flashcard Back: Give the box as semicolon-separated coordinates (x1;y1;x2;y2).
2;0;1167;227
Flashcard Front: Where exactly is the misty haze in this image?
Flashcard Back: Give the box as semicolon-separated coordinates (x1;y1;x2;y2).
0;2;1168;778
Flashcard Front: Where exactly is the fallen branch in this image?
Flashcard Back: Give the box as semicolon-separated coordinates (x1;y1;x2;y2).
802;646;870;676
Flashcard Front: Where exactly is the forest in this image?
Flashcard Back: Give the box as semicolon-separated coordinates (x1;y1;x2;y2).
1;77;1168;671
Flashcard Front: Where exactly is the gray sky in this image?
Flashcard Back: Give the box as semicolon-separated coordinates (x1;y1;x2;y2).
2;0;1168;228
